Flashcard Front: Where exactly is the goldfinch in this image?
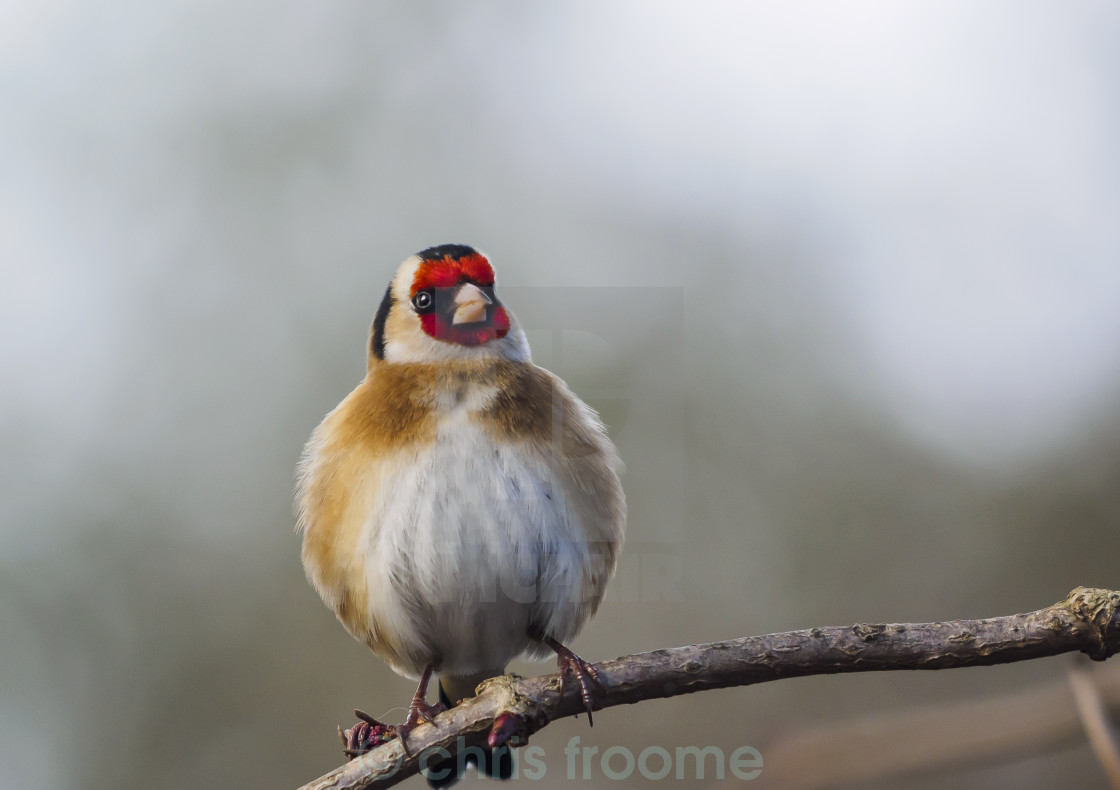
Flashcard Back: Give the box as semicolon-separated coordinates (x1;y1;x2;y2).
296;244;626;780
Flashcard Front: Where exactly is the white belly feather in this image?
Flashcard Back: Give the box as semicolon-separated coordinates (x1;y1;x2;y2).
360;400;592;678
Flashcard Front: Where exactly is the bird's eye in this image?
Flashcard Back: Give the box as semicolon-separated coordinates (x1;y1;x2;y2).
411;291;433;312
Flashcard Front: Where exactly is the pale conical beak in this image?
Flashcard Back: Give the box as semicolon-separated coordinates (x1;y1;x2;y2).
451;282;493;325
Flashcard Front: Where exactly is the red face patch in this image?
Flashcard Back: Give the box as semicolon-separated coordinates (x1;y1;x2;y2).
410;253;495;296
410;253;509;347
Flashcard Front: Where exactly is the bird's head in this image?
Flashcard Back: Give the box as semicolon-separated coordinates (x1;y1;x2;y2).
369;244;530;364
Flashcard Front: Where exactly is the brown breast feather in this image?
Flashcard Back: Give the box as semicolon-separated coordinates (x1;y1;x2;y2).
299;358;624;660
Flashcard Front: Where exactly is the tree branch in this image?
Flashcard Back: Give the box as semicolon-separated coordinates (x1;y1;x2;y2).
296;586;1120;790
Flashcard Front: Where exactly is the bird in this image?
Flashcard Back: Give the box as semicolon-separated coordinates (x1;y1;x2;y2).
296;243;626;784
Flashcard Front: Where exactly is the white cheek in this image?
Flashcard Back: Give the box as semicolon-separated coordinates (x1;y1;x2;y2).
392;256;424;303
384;322;532;363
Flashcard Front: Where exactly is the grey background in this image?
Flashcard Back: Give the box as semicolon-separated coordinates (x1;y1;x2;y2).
3;2;1119;788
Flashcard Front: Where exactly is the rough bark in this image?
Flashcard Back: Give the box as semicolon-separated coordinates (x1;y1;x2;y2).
296;586;1120;790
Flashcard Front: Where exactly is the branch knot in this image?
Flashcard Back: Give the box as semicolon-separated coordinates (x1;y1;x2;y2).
1066;586;1120;661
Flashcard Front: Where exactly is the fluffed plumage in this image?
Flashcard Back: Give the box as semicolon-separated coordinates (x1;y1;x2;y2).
296;244;625;783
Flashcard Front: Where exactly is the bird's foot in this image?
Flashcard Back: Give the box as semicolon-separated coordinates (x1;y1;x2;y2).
543;635;603;726
395;664;446;756
338;709;396;758
396;698;447;756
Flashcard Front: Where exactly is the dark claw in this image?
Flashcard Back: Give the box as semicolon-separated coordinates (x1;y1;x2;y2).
558;650;601;726
542;635;603;726
338;711;396;758
338;665;449;759
354;709;376;725
396;699;447;756
395;664;445;757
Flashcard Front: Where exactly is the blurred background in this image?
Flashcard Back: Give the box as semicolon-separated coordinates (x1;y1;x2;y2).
3;2;1120;788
